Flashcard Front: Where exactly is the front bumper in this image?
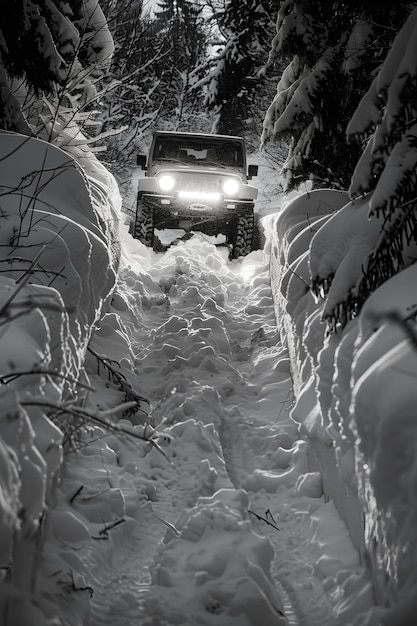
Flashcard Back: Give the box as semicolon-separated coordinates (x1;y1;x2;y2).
140;192;254;232
141;191;254;213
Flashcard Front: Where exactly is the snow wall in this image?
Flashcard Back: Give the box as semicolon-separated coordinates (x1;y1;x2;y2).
267;188;417;620
0;132;120;621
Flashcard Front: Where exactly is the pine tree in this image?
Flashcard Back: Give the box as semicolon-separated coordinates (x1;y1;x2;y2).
308;5;417;331
348;5;417;311
153;0;208;128
98;0;210;172
262;0;411;191
202;0;277;137
0;0;114;140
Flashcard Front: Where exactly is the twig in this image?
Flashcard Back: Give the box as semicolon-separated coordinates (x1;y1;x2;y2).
265;508;278;527
20;398;170;460
0;368;95;391
285;265;310;289
87;345;150;417
0;246;46;317
151;511;182;537
248;508;280;531
69;485;84;503
98;518;126;536
81;487;111;502
274;387;294;424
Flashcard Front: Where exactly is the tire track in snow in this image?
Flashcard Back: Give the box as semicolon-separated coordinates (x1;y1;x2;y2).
216;409;299;625
87;235;338;625
215;340;339;626
210;292;302;626
130;238;301;624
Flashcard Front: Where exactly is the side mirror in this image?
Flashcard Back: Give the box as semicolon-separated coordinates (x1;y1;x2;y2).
248;164;258;179
137;154;147;169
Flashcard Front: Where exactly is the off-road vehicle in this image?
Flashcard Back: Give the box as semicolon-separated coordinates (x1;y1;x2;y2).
129;131;259;258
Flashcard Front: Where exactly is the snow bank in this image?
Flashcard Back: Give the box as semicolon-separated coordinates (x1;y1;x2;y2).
267;188;349;393
268;187;417;622
0;132;120;622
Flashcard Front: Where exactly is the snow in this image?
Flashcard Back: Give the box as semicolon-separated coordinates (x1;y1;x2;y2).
343;19;374;75
309;194;384;322
76;0;115;65
1;124;416;625
347;7;417;219
347;9;417;142
368;122;417;214
268;182;417;625
268;47;338;137
0;131;119;624
41;223;367;626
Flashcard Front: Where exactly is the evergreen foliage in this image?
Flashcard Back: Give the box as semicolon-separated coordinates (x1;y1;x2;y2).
153;0;209;127
309;4;417;331
98;0;210;169
349;5;417;316
262;0;412;191
201;0;277;137
0;0;114;144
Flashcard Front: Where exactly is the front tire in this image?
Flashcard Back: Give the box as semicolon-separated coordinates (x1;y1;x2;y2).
129;197;154;246
230;211;254;259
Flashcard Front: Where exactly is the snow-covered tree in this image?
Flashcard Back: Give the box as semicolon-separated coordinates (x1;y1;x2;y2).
309;5;417;331
153;0;209;128
201;0;277;137
96;0;159;160
98;0;210;172
262;0;412;191
0;0;114;144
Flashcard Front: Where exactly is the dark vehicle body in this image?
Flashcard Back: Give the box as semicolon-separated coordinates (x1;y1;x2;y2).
129;131;259;257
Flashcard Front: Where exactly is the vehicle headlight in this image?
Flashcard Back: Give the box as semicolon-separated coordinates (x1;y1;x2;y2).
159;174;175;192
222;178;239;196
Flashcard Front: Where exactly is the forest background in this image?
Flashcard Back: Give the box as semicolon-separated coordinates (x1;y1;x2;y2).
2;0;415;217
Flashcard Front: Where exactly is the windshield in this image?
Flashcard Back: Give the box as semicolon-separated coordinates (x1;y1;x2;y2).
152;136;244;169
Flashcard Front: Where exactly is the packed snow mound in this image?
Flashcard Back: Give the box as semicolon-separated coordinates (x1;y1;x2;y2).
269;185;417;623
0;132;119;381
266;189;348;392
309;194;385;325
0;132;120;622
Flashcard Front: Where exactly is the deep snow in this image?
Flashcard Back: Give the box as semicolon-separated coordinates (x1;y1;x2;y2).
267;187;417;626
0;134;411;626
38;227;371;626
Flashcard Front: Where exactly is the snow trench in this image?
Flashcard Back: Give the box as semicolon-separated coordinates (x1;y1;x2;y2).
2;137;404;625
29;216;376;626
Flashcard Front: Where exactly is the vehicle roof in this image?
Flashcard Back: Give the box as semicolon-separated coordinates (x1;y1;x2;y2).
152;131;245;143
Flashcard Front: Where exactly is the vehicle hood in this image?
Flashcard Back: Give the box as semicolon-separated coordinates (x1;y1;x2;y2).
148;163;247;182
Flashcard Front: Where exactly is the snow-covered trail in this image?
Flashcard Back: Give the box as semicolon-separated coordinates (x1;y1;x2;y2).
74;230;359;626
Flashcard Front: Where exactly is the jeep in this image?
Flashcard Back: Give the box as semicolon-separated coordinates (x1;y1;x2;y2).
129;131;259;258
